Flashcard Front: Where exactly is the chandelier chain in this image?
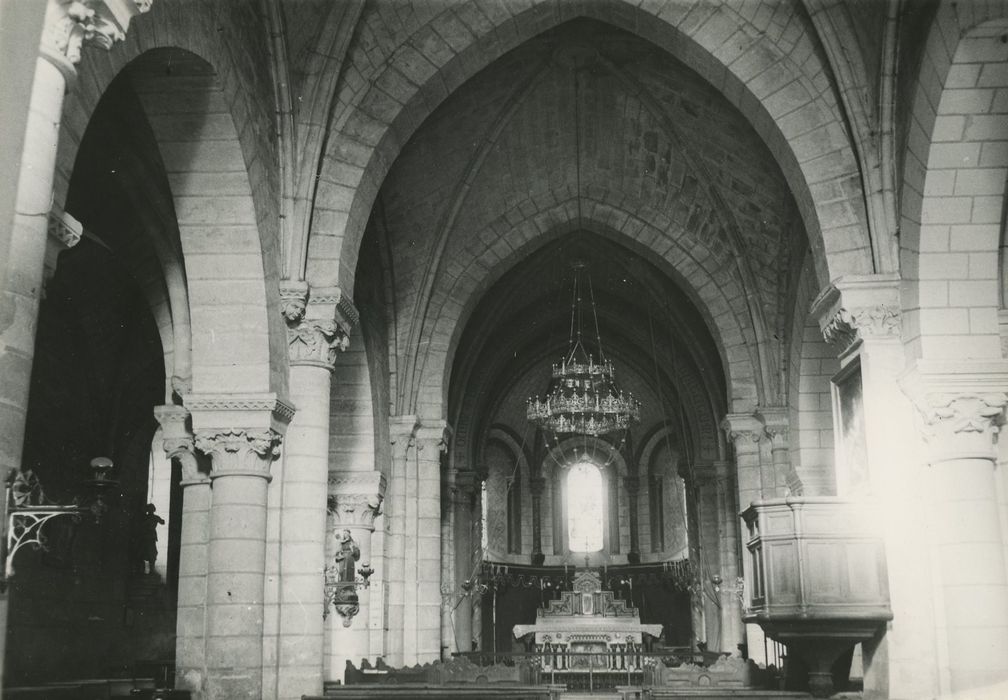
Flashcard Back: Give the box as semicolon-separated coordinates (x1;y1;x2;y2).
527;264;640;437
574;65;583;227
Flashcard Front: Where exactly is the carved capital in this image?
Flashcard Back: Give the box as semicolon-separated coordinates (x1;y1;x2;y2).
416;420;451;453
327;493;382;529
40;0;151;81
281;282;355;366
194;429;282;480
43;209;82;295
152;404;204;482
811;274;901;356
328;470;385;529
279;280;309;324
720;413;765;446
309;285;359;332
287;318;349;369
153;403;188;437
902;360;1008;462
822;305;900;350
389;414;419;461
757;408;790;447
281;282;352;368
913;393;1006;459
48;209;82;249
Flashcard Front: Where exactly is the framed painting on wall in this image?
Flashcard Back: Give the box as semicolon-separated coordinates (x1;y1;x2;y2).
832;359;869;496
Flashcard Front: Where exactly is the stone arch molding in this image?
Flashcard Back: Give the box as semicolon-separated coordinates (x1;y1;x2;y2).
56;36;287;397
305;0;873;297
900;4;1008;362
484;425;531;482
543;436;630;480
638;425;682;479
419;208;759;428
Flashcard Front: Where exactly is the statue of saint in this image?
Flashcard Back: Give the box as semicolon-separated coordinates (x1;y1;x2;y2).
138;503;165;575
333;528;360;582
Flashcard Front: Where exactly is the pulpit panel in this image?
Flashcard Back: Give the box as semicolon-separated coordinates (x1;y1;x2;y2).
805;542;846;602
767;541;799;605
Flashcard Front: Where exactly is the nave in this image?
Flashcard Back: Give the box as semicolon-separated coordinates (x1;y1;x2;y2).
2;2;1008;699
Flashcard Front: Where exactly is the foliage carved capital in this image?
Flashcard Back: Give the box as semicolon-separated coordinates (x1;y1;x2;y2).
194;429;282;480
41;0;151;80
821;305;900;350
902;360;1008;463
328;470;386;529
287;318;350;369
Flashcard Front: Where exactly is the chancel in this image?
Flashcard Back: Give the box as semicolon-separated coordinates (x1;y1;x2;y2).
513;569;662;686
2;2;1008;700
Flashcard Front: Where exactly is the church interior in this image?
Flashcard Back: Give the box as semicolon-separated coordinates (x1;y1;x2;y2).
1;1;1008;699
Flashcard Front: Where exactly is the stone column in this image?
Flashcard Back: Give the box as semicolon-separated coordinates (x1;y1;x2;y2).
624;476;641;564
441;471;456;657
530;475;546;566
451;471;478;652
325;471;385;680
188;395;292;700
153;405;210;696
414;422;448;663
721;414;766;512
713;461;743;652
471;489;485;653
906;371;1008;694
606;470;620;554
385;415;418;666
0;0;149;531
813;275;937;698
720;414;767;661
688;466;713;648
759;409;792;497
272;283;354;699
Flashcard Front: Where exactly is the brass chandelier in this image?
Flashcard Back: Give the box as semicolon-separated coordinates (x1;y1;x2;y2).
526;262;641;437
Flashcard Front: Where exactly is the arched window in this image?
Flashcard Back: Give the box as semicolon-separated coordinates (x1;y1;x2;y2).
567;462;604;552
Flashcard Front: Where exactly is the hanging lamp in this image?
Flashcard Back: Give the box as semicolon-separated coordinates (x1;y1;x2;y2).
526;261;641;436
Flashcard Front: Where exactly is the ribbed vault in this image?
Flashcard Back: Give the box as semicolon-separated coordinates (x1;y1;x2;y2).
363;19;807;419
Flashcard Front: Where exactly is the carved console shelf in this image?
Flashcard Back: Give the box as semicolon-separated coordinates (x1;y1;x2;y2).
741;497;892;698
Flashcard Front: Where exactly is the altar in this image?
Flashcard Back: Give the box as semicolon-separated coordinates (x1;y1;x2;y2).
513;570;662;675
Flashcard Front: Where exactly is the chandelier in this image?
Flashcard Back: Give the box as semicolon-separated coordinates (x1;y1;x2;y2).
527;262;641;437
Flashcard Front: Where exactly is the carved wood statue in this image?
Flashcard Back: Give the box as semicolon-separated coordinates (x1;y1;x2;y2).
333;528;360;582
